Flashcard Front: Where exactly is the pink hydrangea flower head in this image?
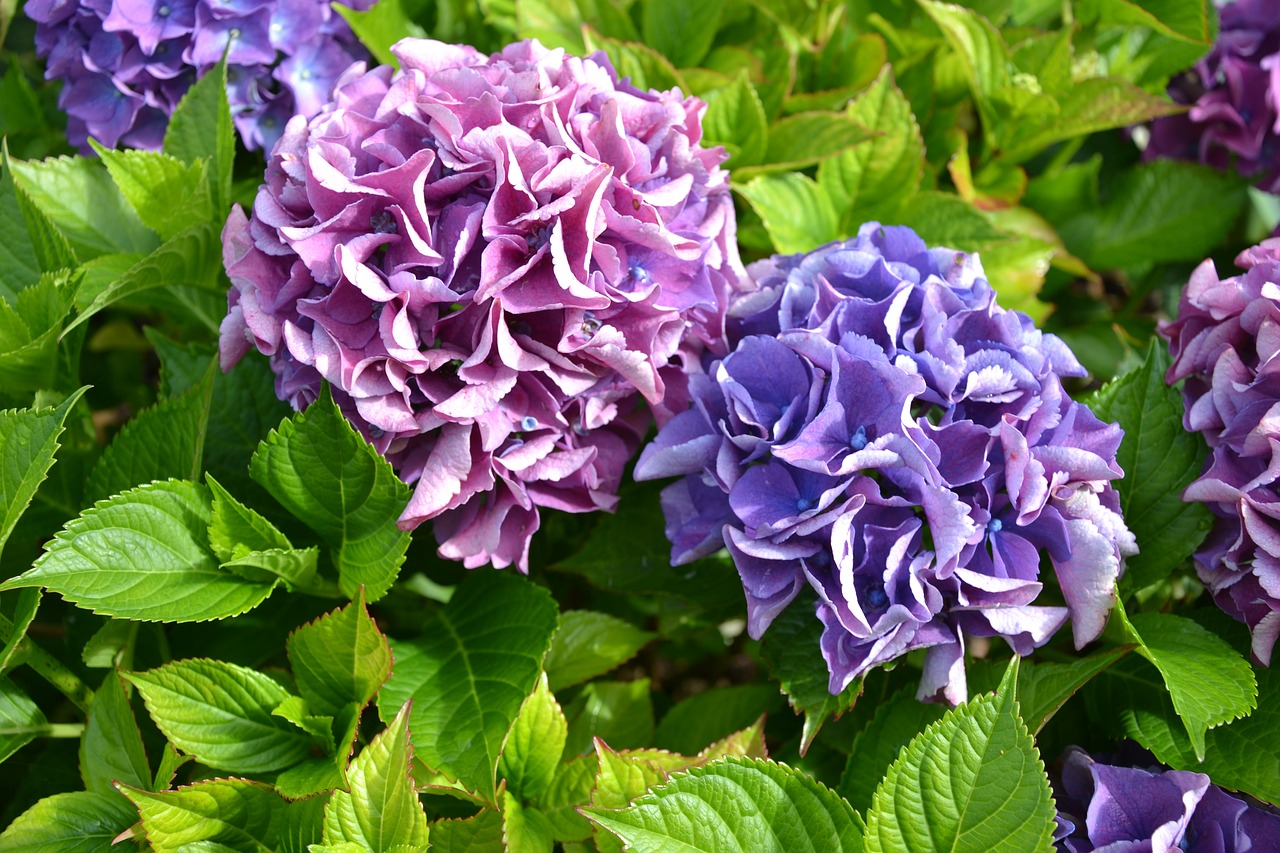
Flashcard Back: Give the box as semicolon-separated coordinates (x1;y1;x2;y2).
220;37;745;571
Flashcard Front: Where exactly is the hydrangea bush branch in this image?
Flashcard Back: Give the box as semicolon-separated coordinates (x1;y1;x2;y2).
638;224;1137;703
219;36;745;570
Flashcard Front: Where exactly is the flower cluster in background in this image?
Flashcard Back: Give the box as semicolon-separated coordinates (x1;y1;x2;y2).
219;37;744;571
638;224;1136;703
1144;0;1280;191
1052;747;1280;851
1162;239;1280;665
26;0;374;152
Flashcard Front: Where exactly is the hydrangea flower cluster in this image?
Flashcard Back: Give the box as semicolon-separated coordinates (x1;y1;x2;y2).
1161;239;1280;665
26;0;374;152
1052;747;1280;851
1144;0;1280;191
219;38;743;571
637;223;1136;703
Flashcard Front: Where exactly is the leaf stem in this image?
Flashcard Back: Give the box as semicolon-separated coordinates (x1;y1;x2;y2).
42;722;86;738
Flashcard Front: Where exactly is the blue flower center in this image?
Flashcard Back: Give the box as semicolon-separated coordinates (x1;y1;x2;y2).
628;259;652;289
370;210;398;234
368;426;384;439
850;424;869;450
157;4;171;16
988;517;1003;534
525;224;552;253
795;497;812;512
867;588;888;608
521;416;538;432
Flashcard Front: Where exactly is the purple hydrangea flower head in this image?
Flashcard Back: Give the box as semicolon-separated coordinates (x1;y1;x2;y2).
1144;0;1280;191
1052;747;1280;852
637;223;1136;703
219;37;745;571
27;0;374;152
1160;238;1280;665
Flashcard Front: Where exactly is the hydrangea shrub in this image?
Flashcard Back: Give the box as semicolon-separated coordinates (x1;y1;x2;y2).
26;0;375;151
1162;239;1280;664
1145;0;1280;190
637;223;1137;703
219;37;744;570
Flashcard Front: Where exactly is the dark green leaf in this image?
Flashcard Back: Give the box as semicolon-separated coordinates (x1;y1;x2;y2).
80;671;150;794
0;676;46;764
838;685;946;814
544;610;654;692
250;386;410;601
653;685;779;757
564;679;655;757
1087;340;1212;592
378;572;558;805
0;791;138;852
163;58;233;214
205;474;292;562
640;0;723;68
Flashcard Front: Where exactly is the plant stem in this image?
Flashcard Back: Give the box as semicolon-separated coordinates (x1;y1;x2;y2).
0;613;94;714
42;723;86;738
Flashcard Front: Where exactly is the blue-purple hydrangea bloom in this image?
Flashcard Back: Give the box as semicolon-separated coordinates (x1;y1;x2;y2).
26;0;374;152
219;38;744;572
637;224;1136;703
1053;747;1280;852
1161;239;1280;666
1144;0;1280;191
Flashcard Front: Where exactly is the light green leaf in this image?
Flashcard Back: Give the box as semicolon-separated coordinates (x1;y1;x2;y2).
564;679;655;757
503;796;554;853
0;588;40;673
273;695;337;754
1086;340;1212;591
250;385;410;601
0;676;46;764
586;756;865;853
125;778;321;852
581;28;687;92
0;790;138;852
85;366;214;504
640;0;723;68
0;160;41;302
701;71;768;167
275;704;359;800
894;191;1006;251
736;173;840;254
206;474;292;561
838;685;947;814
333;0;427;67
499;674;567;802
80;671;151;794
544;610;654;692
378;572;558;805
817;66;923;226
0;271;74;397
918;0;1011;145
759;601;861;752
126;658;313;774
1098;0;1214;45
3;146;79;274
164;58;233;214
322;702;429;852
755;112;875;174
287;591;391;717
654;685;778;758
0;480;277;622
8;155;157;260
1121;606;1257;760
90;144;213;240
0;387;86;563
865;658;1056;853
1014;647;1132;734
537;755;597;842
427;809;505;852
221;547;320;590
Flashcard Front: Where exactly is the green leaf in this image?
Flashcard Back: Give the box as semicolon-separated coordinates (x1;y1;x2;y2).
564;679;655;757
7;156;157;260
581;28;687;92
894;191;1006;251
1121;607;1257;760
322;702;430;852
0;160;42;302
817;66;924;226
838;685;946;814
1014;647;1132;735
67;221;222;336
126;658;313;774
0;387;86;563
640;0;723;68
753;112;875;174
85;367;214;504
0;272;75;397
1086;340;1212;591
0;588;40;673
1058;160;1247;270
701;71;769;168
80;671;151;794
864;658;1056;853
206;474;292;561
1098;0;1214;44
0;676;46;764
164;58;233;214
544;610;654;692
759;601;861;752
536;755;597;842
250;386;410;601
653;685;778;757
0;790;138;852
287;590;392;717
428;809;505;852
273;695;336;754
378;572;558;805
2;147;78;274
918;0;1011;147
333;0;427;67
124;778;322;852
586;756;865;853
221;547;320;590
89;144;213;240
736;173;840;254
498;674;567;803
502;796;554;853
0;480;278;622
